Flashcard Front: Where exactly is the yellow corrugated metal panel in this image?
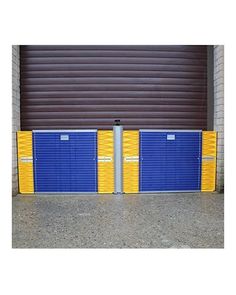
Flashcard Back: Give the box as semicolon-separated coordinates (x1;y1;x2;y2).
97;130;114;193
202;131;217;157
123;130;139;193
201;161;216;192
201;131;217;192
17;131;34;193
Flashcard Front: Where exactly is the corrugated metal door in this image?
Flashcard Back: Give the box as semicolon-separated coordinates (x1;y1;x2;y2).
20;45;207;130
140;131;202;192
33;131;97;192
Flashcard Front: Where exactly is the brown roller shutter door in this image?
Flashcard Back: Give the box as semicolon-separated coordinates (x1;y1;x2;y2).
20;45;208;130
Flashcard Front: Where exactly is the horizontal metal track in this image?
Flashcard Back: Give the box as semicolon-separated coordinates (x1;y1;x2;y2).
21;104;207;111
21;57;207;66
22;125;208;131
21;70;207;79
21;45;207;52
21;64;207;72
21;84;207;92
21;49;206;58
22;111;207;119
21;91;207;98
21;77;207;85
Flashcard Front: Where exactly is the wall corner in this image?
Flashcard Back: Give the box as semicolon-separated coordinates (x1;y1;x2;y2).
12;45;21;196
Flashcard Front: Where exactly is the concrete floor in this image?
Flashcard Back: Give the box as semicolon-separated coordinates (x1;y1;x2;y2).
12;193;224;248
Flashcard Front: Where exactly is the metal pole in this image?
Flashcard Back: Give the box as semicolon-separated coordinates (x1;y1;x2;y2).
113;122;123;194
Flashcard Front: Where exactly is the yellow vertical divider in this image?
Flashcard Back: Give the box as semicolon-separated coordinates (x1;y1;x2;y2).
123;130;139;193
17;131;34;193
201;131;217;192
97;130;114;193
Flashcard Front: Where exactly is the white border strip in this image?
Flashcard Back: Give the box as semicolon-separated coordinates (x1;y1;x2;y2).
34;192;99;194
139;190;201;193
140;129;202;132
33;129;97;133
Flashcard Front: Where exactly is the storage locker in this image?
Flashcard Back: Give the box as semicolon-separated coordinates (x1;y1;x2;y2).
140;130;202;192
33;130;97;192
97;130;114;193
17;131;34;193
123;131;139;193
201;131;217;192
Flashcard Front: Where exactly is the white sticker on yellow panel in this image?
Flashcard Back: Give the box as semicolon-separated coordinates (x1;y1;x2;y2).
124;156;139;162
20;156;33;163
98;156;113;162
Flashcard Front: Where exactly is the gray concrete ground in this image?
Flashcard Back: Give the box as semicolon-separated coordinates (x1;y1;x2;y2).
12;193;224;248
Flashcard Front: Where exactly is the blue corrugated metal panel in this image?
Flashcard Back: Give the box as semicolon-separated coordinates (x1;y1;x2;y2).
140;131;202;192
33;131;97;192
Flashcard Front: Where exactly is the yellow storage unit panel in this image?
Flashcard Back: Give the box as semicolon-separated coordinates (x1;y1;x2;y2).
17;131;34;193
201;131;217;192
97;130;114;193
123;130;139;193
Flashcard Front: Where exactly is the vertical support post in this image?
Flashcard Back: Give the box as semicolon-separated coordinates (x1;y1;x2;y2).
113;123;123;194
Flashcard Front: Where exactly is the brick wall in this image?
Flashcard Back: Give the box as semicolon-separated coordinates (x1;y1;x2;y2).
214;45;224;192
12;45;20;196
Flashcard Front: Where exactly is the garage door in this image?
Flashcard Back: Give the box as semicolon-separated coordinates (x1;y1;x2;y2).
139;130;202;192
33;130;97;192
20;45;207;130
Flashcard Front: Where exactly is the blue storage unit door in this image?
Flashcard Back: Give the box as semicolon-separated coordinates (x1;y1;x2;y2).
33;130;97;192
140;131;202;192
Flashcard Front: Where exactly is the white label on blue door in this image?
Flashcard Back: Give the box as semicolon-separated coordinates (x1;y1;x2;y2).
167;134;175;140
60;135;69;141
